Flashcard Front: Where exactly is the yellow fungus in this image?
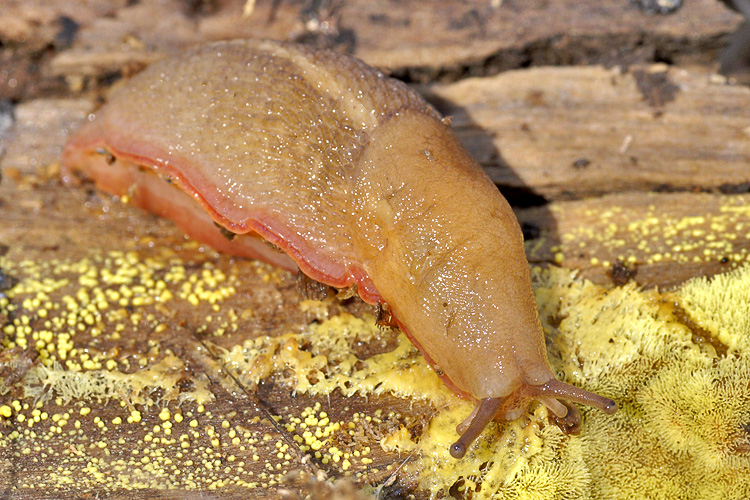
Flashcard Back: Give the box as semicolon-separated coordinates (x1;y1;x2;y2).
4;213;750;497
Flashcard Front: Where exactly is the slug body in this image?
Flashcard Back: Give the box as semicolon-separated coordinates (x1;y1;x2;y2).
62;39;616;458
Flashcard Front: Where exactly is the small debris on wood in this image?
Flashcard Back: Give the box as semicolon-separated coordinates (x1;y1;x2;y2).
608;259;638;286
629;0;683;15
633;68;680;107
572;158;591;169
0;268;18;293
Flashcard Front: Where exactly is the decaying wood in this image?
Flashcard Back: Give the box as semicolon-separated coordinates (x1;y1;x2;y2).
1;0;750;498
431;65;750;201
0;0;742;101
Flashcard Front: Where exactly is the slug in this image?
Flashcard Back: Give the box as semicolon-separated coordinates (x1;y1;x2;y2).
61;39;617;458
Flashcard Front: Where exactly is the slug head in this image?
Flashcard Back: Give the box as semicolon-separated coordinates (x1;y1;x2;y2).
449;379;617;459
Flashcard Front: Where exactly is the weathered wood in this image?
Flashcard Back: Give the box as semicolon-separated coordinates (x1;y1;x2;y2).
2;3;750;494
0;0;742;100
428;64;750;201
0;166;421;499
517;191;750;289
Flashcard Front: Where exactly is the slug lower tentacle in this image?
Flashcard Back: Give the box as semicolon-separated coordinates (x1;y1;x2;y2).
451;379;616;458
61;39;617;458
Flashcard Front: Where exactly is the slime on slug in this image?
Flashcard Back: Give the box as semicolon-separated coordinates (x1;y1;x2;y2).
62;39;617;459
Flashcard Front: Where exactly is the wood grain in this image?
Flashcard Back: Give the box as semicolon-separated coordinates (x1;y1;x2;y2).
0;0;742;99
1;1;749;498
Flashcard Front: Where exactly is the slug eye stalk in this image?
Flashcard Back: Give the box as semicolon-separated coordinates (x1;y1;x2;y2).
450;397;504;459
450;380;617;459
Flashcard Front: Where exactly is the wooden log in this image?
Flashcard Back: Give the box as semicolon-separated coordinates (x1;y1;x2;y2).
0;0;742;100
1;48;749;500
427;64;750;201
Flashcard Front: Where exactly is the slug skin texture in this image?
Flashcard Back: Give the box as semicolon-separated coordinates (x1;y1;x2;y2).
62;39;616;458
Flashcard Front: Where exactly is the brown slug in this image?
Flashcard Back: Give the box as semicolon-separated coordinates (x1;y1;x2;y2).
61;39;616;459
